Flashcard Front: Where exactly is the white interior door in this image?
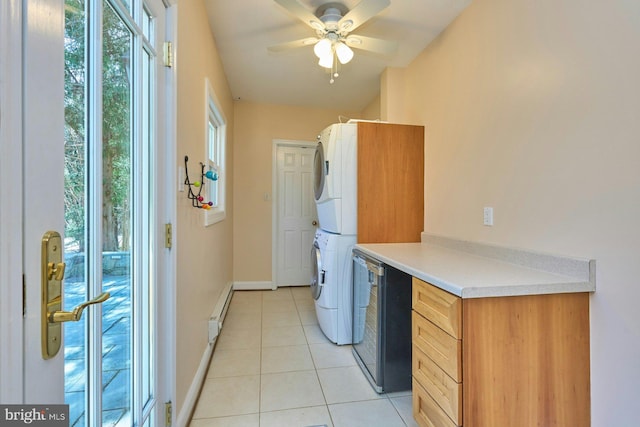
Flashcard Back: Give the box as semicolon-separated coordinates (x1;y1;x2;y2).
275;143;318;287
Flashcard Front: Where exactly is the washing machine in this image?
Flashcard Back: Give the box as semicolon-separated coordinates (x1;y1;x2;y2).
310;229;356;345
313;123;357;235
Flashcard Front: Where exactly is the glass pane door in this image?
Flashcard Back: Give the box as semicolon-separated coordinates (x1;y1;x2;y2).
63;0;160;425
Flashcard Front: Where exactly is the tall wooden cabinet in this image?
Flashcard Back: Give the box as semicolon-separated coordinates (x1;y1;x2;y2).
411;277;591;427
356;122;424;244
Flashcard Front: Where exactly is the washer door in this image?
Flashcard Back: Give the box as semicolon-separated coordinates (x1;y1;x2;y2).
313;141;326;201
310;241;323;300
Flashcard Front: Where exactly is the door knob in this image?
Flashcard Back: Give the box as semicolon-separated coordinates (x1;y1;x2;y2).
312;220;318;226
48;292;110;323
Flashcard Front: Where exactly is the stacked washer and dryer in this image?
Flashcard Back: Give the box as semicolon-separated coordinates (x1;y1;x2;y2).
310;120;425;347
310;122;358;345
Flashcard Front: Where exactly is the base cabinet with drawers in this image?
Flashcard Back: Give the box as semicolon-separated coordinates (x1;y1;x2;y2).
411;277;591;427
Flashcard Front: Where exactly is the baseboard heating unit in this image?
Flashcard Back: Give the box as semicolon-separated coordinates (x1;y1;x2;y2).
208;283;233;343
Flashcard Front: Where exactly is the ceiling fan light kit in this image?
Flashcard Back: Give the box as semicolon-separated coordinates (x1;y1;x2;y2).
314;37;333;60
271;0;393;83
318;52;334;69
335;41;354;64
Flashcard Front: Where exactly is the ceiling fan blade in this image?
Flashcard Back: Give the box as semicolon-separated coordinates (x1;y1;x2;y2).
338;0;390;33
345;35;397;55
268;37;319;53
274;0;325;31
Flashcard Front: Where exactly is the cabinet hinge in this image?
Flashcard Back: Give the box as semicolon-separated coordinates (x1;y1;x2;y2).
165;223;172;249
163;41;173;68
165;401;172;427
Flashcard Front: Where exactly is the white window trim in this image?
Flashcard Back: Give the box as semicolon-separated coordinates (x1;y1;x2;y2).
204;78;226;226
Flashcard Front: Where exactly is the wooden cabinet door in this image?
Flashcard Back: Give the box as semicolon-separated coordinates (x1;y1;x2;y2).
357;122;424;243
462;293;591;427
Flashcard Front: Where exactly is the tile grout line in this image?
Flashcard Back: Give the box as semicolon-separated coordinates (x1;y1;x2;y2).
194;289;415;426
300;298;335;427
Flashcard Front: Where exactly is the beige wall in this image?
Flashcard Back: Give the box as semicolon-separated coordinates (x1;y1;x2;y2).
175;0;234;413
232;102;358;282
380;67;408;123
360;95;381;121
386;0;640;424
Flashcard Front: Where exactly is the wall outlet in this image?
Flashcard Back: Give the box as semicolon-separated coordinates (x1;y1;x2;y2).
483;207;494;226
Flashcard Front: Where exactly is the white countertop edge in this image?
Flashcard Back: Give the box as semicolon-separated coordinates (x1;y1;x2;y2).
459;281;596;299
422;232;594;282
354;241;596;299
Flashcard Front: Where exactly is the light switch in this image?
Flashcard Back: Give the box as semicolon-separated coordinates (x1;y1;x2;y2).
483;207;494;226
178;166;185;192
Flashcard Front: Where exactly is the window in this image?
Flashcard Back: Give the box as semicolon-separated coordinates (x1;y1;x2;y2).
204;79;226;225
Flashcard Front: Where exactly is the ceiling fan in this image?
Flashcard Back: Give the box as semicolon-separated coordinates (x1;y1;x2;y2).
269;0;397;82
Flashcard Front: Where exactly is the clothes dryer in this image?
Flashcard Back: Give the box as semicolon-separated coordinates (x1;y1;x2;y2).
313;123;357;235
310;229;356;345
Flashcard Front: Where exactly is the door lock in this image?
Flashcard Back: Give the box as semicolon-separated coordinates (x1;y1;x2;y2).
47;262;66;281
41;231;110;359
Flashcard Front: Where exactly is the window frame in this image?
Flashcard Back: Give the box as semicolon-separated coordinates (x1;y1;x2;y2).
204;78;226;225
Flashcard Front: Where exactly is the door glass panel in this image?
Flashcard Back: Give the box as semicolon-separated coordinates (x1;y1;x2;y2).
63;1;88;425
64;0;159;424
102;1;133;425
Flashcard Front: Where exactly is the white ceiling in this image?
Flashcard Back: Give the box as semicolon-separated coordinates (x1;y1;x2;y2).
204;0;471;112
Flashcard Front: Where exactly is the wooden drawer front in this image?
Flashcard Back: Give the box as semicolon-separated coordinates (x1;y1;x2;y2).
413;379;458;427
412;278;461;339
413;345;461;424
412;312;462;382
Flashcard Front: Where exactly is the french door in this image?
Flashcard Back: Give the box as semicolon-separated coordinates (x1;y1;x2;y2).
12;0;173;425
63;0;171;425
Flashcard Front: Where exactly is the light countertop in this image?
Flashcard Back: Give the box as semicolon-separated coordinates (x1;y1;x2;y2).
354;236;595;299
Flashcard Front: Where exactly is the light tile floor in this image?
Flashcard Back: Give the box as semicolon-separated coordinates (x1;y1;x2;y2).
189;287;419;427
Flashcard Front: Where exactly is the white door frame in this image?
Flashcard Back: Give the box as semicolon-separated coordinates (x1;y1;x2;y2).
0;0;24;404
271;139;316;289
22;0;66;404
160;1;177;423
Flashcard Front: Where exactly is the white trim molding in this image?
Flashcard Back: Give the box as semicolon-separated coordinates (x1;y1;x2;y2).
0;0;24;403
175;341;214;427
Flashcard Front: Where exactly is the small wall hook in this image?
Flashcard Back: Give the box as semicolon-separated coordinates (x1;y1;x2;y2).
184;156;215;209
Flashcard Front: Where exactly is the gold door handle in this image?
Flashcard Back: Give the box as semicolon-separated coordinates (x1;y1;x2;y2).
48;292;110;323
41;231;110;359
312;220;318;226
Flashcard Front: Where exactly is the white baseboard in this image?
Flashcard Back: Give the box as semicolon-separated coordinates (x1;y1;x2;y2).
233;281;274;290
175;341;214;427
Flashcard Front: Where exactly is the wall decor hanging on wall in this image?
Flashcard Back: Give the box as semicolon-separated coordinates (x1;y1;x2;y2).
184;155;217;209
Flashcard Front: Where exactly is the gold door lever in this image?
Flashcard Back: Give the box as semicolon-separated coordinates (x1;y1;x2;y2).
48;292;110;323
41;231;111;359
